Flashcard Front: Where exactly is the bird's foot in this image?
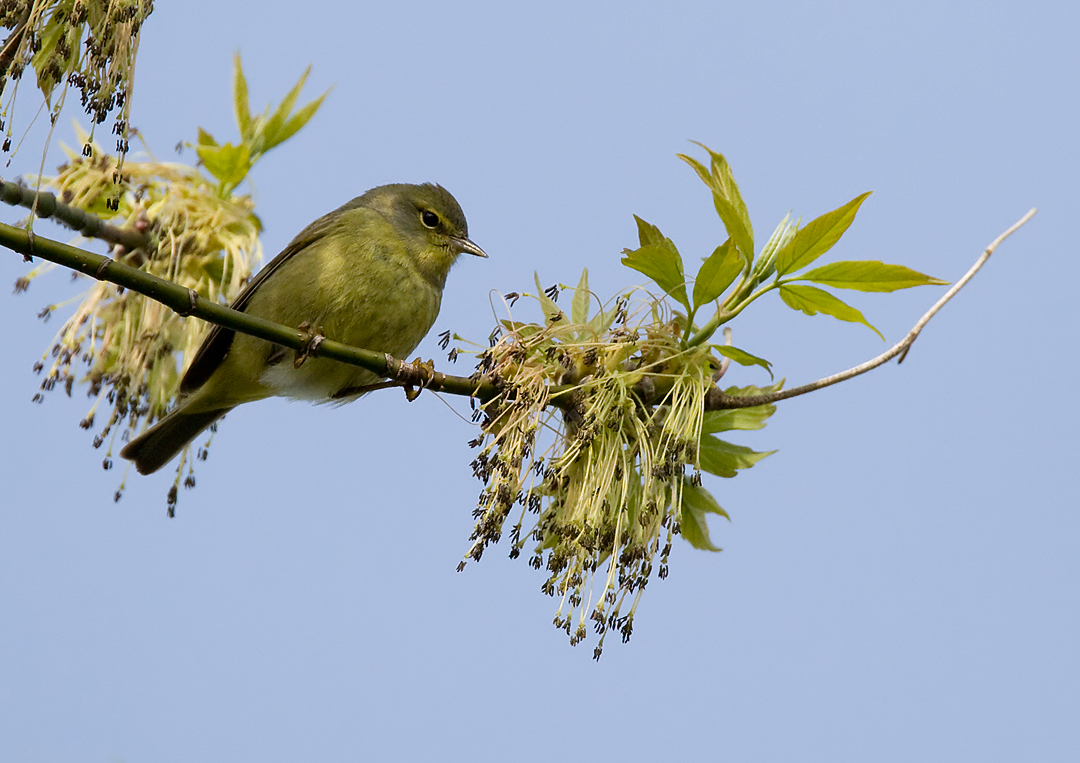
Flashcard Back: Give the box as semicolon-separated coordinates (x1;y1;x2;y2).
398;357;437;402
294;321;326;369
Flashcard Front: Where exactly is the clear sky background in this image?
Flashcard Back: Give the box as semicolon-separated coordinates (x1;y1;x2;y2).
2;2;1077;761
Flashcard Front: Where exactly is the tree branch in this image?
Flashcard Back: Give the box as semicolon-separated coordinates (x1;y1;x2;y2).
701;208;1037;410
3;209;1035;414
0;178;152;252
0;220;498;400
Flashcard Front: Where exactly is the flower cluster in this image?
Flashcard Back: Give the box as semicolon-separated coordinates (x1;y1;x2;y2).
18;128;261;503
460;274;772;657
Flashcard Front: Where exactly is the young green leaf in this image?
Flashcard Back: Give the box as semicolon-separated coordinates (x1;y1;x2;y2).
701;402;777;434
196;142;252;193
693;239;742;307
534;272;566;326
799;260;949;292
571;268;591;325
774;192;872;276
273;91;331;148
698;435;775;478
261;65;312;150
676;153;714;191
500;319;544;339
233;53;252;142
680;481;728;551
712;195;755;268
621;244;690;311
693;142;753;248
585;304;620;338
778;284;884;339
714;345;774;378
702;381;785;436
196;127;218;148
634;214;666;248
678;149;755;265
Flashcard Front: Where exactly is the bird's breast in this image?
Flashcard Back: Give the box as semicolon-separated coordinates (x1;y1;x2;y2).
253;239;444;402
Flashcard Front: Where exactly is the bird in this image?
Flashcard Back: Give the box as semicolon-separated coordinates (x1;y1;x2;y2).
120;182;486;474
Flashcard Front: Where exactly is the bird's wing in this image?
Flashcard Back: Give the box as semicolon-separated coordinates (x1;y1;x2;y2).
179;203;362;394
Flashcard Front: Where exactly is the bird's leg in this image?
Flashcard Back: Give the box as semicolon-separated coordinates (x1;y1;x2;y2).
293;321;326;369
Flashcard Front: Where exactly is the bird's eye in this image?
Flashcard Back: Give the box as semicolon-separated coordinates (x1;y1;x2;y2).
421;210;440;229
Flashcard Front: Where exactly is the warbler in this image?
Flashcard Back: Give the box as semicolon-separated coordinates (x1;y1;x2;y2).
121;183;486;474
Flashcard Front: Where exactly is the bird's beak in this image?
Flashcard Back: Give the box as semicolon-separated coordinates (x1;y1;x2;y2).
452;235;488;258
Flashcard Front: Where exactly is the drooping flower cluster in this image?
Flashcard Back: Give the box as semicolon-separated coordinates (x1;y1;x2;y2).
17;129;261;503
460;274;775;657
0;0;153;157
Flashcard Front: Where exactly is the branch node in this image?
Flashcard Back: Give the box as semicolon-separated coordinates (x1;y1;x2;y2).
175;287;199;317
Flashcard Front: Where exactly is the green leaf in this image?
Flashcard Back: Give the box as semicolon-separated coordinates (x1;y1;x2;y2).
774;192;872;276
676;153;713;190
712;194;755;268
233;53;252;141
714;345;773;378
634;214;665;248
534;272;566;327
257;66;329;154
585;304;620;338
702;380;782;434
500;319;544;339
571;268;591;325
724;380;784;398
31;21;71;103
778;284;884;339
197;127;219;148
621;244;690;310
702;405;776;434
678;148;754;265
274;90;330;147
680;481;728;551
698;435;774;478
693;239;742;307
263;65;310;139
694;142;753;251
799;260;949;292
196;142;252;193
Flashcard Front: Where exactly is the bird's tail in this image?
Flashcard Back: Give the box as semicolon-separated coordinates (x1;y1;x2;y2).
120;407;232;475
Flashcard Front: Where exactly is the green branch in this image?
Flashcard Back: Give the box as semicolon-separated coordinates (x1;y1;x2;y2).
3;209;1035;414
0;220;497;401
0;178;151;252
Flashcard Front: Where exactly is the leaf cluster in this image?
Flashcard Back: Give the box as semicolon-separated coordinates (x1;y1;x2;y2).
194;54;329;198
622;143;947;347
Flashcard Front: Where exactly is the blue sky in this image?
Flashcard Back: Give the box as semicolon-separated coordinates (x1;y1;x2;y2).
2;2;1078;761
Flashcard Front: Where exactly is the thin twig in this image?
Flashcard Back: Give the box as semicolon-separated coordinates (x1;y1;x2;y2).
704;208;1037;410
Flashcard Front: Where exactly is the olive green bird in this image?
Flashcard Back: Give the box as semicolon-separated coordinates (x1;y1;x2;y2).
120;183;486;475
